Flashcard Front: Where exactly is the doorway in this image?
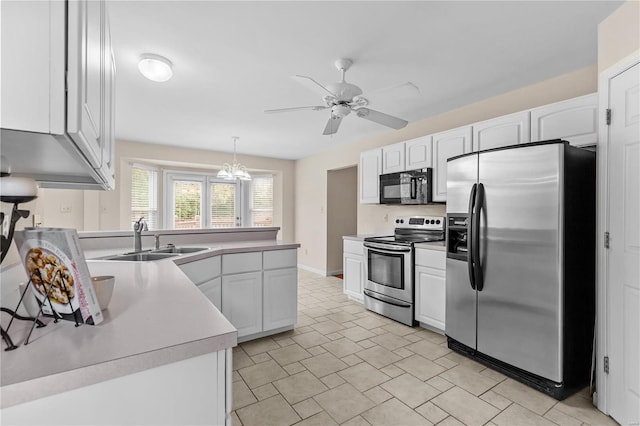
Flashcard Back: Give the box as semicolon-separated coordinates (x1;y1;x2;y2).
326;166;358;276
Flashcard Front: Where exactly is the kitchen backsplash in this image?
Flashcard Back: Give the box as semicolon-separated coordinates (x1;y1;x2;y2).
358;203;446;235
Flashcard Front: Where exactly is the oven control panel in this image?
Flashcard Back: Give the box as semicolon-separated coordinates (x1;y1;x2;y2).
394;216;444;230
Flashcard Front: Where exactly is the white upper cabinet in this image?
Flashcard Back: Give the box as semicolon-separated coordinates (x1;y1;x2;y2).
472;111;531;152
405;135;432;170
67;0;104;169
432;126;472;202
530;93;598;147
382;142;405;174
0;0;115;189
360;148;382;204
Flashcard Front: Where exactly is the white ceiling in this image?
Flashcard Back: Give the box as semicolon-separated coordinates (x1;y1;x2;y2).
109;1;621;160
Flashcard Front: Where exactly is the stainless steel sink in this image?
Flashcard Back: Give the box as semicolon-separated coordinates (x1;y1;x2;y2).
102;252;180;262
152;246;208;254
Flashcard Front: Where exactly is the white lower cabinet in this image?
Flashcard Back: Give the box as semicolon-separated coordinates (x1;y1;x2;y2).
263;268;298;330
178;248;298;342
199;277;222;310
343;239;365;303
415;247;446;332
1;349;231;425
222;271;263;338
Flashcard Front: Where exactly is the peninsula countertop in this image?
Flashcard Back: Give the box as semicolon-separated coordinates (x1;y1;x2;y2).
1;239;300;408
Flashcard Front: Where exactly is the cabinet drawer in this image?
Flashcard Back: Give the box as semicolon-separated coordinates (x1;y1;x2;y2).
344;239;364;255
179;255;221;285
263;249;297;270
222;252;262;274
415;248;445;269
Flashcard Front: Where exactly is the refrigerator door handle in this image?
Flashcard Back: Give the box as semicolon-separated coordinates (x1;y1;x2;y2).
474;183;485;291
467;183;477;290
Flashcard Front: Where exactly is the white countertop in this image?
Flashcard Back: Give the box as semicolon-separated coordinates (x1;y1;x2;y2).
0;239;299;408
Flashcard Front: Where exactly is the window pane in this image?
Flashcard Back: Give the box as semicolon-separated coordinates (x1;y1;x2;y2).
173;181;202;229
131;165;158;229
251;175;273;227
210;183;236;228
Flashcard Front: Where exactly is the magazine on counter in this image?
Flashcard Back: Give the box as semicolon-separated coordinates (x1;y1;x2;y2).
14;228;103;325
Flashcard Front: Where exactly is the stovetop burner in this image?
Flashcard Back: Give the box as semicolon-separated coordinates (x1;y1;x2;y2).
364;216;445;246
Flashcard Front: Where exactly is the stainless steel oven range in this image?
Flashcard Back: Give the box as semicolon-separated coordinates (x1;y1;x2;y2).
363;216;445;326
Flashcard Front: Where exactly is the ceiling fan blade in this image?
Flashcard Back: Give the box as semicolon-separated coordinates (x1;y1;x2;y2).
292;75;338;98
264;106;328;114
323;115;344;135
355;108;408;130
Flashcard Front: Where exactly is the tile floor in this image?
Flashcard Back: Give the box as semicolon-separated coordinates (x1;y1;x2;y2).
231;270;617;426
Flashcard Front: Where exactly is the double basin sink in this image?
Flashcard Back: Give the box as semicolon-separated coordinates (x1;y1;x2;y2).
102;246;208;262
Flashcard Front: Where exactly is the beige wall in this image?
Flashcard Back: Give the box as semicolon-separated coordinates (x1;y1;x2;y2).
106;139;296;242
295;64;597;273
598;1;640;72
326;166;358;274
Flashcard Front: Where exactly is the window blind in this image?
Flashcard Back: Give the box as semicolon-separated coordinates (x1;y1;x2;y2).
173;180;202;229
130;164;159;229
210;182;236;228
251;175;273;227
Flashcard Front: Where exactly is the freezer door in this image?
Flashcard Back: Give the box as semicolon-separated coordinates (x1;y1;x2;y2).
476;143;563;382
445;154;478;349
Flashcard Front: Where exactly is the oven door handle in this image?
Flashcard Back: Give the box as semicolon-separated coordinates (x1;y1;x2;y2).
363;242;412;253
364;289;411;308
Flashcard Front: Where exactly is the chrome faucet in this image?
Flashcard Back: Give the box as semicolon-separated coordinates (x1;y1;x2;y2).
133;217;148;252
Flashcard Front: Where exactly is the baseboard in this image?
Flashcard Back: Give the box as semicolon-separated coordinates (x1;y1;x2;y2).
297;264;327;276
327;269;343;276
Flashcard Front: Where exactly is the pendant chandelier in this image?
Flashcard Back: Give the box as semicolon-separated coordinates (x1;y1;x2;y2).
217;136;251;181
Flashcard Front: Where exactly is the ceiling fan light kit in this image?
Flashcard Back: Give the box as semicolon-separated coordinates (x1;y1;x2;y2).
217;137;251;181
264;58;410;135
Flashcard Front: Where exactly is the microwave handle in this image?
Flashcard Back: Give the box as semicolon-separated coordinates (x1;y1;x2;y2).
410;177;417;199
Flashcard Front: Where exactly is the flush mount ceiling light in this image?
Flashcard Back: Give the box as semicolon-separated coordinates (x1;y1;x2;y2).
138;54;173;82
217;137;251;181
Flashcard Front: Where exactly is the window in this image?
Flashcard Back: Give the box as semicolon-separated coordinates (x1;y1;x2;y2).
172;179;202;229
158;170;274;230
130;164;158;229
210;182;237;228
249;175;274;227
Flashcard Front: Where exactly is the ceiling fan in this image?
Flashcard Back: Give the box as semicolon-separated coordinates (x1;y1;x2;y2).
265;58;414;135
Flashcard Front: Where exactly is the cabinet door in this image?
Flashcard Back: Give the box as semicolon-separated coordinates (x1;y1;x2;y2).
415;265;446;331
263;268;297;330
222;272;262;337
99;9;115;188
343;252;364;302
359;148;382;204
472;111;530;152
405;136;432;170
0;1;65;133
382;142;405;174
432;126;472;202
198;277;222;310
530;93;598;147
67;0;104;169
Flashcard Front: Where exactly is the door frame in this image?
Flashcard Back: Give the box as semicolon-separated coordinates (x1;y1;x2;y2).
596;49;640;415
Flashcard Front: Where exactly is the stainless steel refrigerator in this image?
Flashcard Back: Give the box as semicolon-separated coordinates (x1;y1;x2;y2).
445;140;596;400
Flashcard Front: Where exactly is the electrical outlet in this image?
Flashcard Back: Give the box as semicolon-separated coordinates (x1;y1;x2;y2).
60;205;71;213
32;214;42;227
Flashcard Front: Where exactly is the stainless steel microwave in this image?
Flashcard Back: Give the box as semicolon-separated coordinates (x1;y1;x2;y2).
379;168;433;204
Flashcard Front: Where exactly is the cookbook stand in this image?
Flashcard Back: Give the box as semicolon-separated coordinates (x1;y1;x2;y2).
1;268;80;351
